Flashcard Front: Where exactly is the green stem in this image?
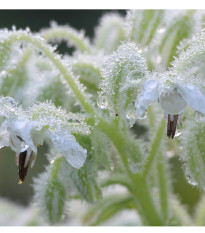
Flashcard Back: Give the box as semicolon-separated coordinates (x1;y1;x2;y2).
41;27;91;53
157;151;169;222
147;105;156;131
97;118;163;225
130;177;162;225
143;118;166;176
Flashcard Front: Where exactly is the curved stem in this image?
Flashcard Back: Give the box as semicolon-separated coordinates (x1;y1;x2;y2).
41;27;91;53
5;33;95;115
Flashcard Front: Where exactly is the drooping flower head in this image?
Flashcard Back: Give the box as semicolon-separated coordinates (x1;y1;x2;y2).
0;97;90;183
135;71;205;138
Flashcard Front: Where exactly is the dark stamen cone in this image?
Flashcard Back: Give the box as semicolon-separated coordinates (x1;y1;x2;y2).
167;114;179;139
18;150;31;184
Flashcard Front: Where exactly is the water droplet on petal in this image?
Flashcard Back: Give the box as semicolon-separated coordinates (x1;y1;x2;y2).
138;110;147;120
1;97;17;108
0;70;7;77
187;179;198;187
194;111;205;122
174;130;181;138
158;27;165;33
135;103;148;120
97;93;108;110
126;70;144;83
126;108;137;127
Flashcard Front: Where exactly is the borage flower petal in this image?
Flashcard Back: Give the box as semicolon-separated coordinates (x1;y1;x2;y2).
0;97;89;183
134;72;205;138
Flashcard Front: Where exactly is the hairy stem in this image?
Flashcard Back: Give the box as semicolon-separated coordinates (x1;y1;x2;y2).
157;151;169;223
41;27;91;53
97;118;163;225
143;118;166;176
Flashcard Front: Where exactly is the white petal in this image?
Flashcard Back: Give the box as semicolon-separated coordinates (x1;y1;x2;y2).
31;152;37;168
159;87;187;115
8;118;45;154
49;130;87;169
177;84;205;115
136;80;159;115
15;153;19;166
9;131;27;153
0;121;10;149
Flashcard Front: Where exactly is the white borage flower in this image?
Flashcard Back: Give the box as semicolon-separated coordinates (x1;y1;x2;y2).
0;97;88;183
133;72;205;138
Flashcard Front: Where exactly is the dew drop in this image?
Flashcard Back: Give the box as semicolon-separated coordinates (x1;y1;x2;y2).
186;175;198;186
126;108;137;127
138;110;147;120
97;93;108;110
110;165;114;171
26;27;30;33
51;159;55;164
126;70;144;83
12;25;16;31
1;96;17;108
0;70;7;77
194;111;205;122
20;144;29;153
158;27;165;33
174;130;181;138
187;179;198;187
156;55;162;64
135;103;147;120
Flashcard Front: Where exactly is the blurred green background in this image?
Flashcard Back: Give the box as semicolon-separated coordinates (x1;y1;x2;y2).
0;10;202;217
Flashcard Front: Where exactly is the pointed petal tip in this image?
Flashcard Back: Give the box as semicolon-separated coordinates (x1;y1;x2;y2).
18;179;23;184
30;152;37;168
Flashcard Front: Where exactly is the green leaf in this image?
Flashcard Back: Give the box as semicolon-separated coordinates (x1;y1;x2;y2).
63;158;102;203
194;195;205;225
33;158;67;224
168;198;193;226
62;133;102;203
181;119;205;188
89;128;112;171
0;41;11;70
99;42;148;117
126;10;164;46
0;49;31;99
45;178;66;223
172;29;205;86
159;11;195;68
71;58;102;97
94;13;126;54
